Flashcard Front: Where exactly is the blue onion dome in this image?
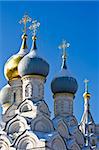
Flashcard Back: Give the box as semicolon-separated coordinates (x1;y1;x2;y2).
4;33;28;81
51;40;78;95
18;36;49;78
18;20;49;78
0;84;12;105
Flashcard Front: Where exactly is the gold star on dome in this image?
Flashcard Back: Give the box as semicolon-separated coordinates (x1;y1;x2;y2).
58;40;70;60
29;20;40;36
19;14;32;34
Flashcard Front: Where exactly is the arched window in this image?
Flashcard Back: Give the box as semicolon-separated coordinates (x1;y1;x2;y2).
25;83;33;98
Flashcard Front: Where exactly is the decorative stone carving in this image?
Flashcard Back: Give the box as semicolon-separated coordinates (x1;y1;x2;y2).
57;121;69;139
25;83;33;98
54;94;74;117
0;133;11;150
47;132;67;150
70;143;81;150
53;117;69;139
72;128;85;147
13;130;45;150
22;76;44;102
18;99;35;113
66;138;81;150
2;104;18;122
30;114;54;133
38;82;44;98
18;100;37;119
5;115;28;135
37;100;51;117
64;115;78;127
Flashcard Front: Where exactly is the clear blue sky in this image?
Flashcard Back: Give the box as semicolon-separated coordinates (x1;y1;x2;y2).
0;1;99;123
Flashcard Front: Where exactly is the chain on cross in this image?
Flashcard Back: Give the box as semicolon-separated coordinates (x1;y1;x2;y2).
29;20;40;36
19;14;32;34
84;79;89;93
59;40;70;59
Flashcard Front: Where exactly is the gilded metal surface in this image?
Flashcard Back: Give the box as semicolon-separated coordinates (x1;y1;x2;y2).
19;14;31;34
29;20;40;36
21;34;28;49
83;92;91;100
4;55;23;80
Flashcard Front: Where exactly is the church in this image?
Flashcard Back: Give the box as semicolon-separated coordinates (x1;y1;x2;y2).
0;14;99;150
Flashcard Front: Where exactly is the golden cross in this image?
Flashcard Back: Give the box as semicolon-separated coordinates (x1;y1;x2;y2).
58;40;70;59
29;20;40;36
19;14;32;33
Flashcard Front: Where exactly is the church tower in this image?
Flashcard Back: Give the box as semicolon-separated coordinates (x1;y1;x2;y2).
0;14;31;116
51;40;85;149
0;14;98;150
51;40;78;117
79;80;99;149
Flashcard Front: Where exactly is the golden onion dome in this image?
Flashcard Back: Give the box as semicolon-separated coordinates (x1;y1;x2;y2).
83;92;91;100
4;55;23;80
4;33;28;81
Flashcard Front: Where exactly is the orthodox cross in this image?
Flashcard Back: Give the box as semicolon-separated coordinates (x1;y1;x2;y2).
59;40;70;60
19;14;32;34
84;79;89;93
29;20;40;36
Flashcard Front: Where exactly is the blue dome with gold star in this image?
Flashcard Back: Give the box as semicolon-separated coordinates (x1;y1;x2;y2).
51;40;78;95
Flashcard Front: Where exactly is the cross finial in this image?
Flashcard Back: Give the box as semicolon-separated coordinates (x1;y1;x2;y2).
29;20;40;36
59;40;70;60
84;79;89;93
19;14;32;34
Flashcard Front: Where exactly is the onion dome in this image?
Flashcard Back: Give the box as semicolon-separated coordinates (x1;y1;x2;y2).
4;14;31;81
51;40;78;95
80;80;94;135
18;20;49;78
4;34;28;81
81;79;94;124
0;84;11;105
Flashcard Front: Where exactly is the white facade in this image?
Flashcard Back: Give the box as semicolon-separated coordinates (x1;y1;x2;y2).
0;16;99;150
